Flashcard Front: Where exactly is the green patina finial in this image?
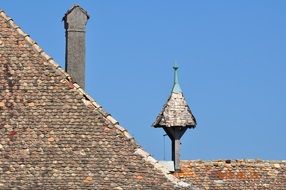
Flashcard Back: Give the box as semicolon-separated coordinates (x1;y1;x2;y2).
172;62;182;93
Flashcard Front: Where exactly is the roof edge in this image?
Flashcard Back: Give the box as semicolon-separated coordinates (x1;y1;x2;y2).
153;124;196;128
134;148;193;188
0;10;193;188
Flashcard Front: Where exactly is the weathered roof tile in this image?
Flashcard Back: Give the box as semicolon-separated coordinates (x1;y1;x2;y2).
175;160;286;190
0;10;193;189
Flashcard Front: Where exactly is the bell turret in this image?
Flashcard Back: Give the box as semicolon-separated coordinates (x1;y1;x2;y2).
153;64;196;171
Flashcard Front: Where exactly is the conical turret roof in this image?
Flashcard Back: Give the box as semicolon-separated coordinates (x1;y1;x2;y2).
153;65;196;128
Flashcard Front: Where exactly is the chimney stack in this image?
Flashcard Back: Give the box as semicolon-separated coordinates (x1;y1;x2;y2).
63;5;89;89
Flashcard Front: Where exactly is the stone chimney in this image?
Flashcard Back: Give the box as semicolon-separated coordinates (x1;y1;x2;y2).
63;5;89;89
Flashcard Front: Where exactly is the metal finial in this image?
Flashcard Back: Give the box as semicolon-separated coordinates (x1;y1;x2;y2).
173;63;179;70
172;62;182;93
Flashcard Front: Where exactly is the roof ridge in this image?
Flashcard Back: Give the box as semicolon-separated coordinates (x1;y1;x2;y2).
0;10;193;188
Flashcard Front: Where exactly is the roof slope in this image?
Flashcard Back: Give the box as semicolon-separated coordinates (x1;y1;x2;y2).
0;10;192;189
174;160;286;190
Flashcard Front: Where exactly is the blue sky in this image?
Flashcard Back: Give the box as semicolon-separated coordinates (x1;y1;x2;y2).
1;1;286;160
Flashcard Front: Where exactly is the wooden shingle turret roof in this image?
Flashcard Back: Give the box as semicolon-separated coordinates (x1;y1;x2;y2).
0;10;193;189
153;65;196;128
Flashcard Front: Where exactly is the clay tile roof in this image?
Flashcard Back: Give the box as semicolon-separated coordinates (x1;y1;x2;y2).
153;65;196;128
0;10;193;189
174;160;286;190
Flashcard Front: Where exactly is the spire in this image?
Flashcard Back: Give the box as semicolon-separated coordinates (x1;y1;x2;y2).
153;64;196;128
172;62;182;93
153;64;196;171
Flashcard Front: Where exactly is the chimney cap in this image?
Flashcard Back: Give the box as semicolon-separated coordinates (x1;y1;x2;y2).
63;4;90;21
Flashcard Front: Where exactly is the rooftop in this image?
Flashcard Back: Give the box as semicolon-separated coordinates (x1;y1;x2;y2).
0;9;192;189
174;160;286;190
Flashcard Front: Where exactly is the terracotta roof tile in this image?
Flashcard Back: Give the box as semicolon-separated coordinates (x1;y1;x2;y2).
0;10;193;189
174;160;286;190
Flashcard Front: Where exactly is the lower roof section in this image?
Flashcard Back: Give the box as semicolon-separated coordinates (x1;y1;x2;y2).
174;160;286;190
